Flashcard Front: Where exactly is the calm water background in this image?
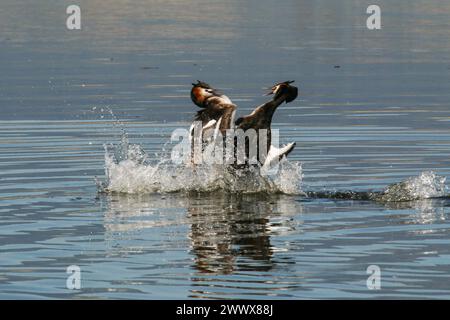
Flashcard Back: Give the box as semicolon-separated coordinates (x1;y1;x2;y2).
1;0;450;299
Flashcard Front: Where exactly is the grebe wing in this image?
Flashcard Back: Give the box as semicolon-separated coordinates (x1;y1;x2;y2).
195;100;237;131
234;102;271;130
262;142;296;170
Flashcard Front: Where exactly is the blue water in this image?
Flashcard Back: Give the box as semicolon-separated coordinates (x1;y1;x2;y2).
1;0;450;299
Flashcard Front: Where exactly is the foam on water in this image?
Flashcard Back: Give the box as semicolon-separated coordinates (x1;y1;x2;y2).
98;134;304;195
379;171;447;202
98;134;448;200
307;171;448;202
95;111;447;200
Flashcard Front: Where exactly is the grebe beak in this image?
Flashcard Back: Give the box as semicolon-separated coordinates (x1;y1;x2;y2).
264;80;296;96
264;86;278;96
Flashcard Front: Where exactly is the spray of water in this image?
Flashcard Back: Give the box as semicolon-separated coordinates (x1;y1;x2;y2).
97;133;304;195
306;171;448;202
378;171;447;202
96;109;447;200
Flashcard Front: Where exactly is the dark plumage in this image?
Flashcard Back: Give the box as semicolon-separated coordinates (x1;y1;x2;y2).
234;81;299;163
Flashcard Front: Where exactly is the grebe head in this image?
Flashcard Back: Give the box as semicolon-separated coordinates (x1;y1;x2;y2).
266;80;298;103
191;80;217;108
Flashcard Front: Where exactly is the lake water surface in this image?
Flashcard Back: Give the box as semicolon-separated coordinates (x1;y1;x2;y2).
1;0;450;299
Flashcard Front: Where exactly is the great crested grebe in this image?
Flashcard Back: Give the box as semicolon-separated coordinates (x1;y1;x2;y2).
190;80;236;135
189;80;298;168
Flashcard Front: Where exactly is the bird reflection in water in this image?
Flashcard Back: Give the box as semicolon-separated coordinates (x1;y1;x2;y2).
100;192;301;273
189;193;284;274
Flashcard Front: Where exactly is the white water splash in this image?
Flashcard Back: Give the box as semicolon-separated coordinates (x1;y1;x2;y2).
98;135;304;195
379;171;447;202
